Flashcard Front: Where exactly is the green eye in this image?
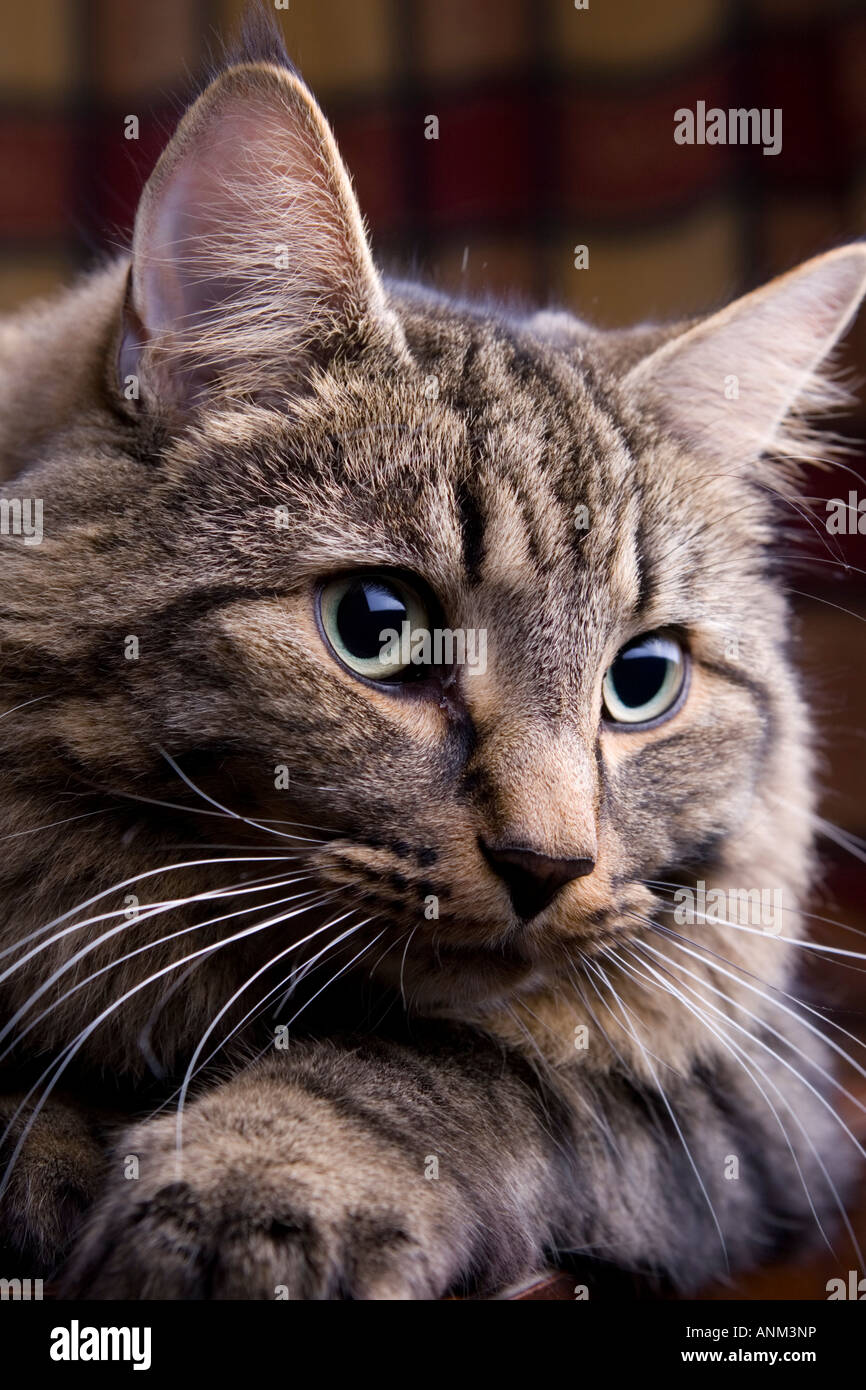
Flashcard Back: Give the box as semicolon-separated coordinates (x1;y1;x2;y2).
602;633;687;726
319;574;430;682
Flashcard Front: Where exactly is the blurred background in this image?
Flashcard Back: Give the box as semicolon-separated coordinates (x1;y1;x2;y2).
1;0;865;1299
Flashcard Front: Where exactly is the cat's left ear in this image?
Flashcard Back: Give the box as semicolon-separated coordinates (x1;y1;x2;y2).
118;60;406;412
624;244;866;469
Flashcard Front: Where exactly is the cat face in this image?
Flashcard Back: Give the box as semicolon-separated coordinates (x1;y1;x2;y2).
2;53;865;1052
0;274;818;1020
99;308;787;1012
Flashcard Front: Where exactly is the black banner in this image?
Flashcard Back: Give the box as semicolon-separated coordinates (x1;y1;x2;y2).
0;1298;861;1376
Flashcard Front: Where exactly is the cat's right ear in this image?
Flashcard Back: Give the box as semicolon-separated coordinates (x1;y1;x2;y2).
117;61;405;415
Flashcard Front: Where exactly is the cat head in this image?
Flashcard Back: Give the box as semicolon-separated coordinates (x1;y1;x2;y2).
2;33;866;1058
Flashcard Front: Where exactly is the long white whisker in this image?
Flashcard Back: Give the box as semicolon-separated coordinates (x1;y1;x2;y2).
630;927;866;1166
104;785;331;842
173;906;365;1156
177;933;359;1099
499;1003;593;1171
586;952;730;1270
0;807;114;844
223;923;390;1083
398;924;420;1008
612;939;850;1262
143;921;380;1123
0;891;338;1200
157;746;321;845
173;915;389;1157
168;920;387;1129
636;900;866;1064
564;960;632;1161
631;913;866;1088
138;958;207;1079
643;877;866;944
0;869;318;1044
0;853;305;963
579;953;674;1076
0;877;324;1062
0;693;55;722
763;796;866;865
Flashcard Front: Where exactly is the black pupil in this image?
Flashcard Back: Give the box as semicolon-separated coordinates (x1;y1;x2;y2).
611;647;670;708
336;581;408;660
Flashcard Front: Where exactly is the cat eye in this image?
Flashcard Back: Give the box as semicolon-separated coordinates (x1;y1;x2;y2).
602;633;687;727
318;573;432;683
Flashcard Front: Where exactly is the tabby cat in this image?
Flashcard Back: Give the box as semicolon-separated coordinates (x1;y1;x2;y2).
0;22;864;1299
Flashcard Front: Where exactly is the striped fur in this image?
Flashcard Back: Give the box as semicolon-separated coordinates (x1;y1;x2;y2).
1;20;865;1298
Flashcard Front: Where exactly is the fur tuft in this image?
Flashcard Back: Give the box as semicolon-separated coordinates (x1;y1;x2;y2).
225;2;295;74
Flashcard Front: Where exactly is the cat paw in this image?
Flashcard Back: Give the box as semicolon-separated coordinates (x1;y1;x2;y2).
59;1070;469;1299
0;1095;108;1266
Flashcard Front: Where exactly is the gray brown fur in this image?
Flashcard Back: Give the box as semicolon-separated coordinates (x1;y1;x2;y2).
0;19;864;1298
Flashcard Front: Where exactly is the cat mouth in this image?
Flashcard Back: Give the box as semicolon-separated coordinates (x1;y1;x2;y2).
388;912;651;1010
429;937;534;969
370;931;541;1005
384;929;597;997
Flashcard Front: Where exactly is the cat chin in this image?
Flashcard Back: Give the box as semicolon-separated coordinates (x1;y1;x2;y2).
377;943;551;1013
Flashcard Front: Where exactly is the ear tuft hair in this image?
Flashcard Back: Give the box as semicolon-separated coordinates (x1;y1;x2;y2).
225;3;294;74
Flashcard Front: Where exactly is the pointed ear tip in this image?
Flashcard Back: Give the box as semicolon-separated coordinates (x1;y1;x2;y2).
623;242;866;390
139;60;325;193
216;61;337;154
206;59;316;111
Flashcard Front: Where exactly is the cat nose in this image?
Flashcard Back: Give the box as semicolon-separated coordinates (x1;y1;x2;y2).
479;839;595;922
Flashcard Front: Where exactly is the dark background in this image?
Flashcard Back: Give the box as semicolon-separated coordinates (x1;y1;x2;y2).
1;0;865;1299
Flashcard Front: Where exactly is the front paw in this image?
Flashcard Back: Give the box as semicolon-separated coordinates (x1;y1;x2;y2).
0;1095;109;1266
60;1066;472;1299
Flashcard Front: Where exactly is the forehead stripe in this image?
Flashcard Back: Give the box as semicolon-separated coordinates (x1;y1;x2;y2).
455;477;485;585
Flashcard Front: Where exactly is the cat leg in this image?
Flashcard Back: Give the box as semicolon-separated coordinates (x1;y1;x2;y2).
56;1024;850;1299
59;1030;570;1300
0;1092;114;1269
